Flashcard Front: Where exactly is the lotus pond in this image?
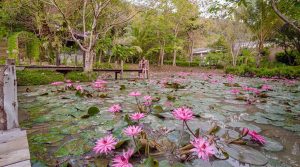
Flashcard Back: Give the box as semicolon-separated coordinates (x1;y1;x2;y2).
18;72;300;167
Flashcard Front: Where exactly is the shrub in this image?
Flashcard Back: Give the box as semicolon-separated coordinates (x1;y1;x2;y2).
65;72;98;82
225;65;300;78
276;50;300;66
164;61;199;67
94;62;113;69
17;70;64;86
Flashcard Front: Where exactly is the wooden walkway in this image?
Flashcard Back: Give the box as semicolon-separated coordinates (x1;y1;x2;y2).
16;65;145;79
0;128;31;167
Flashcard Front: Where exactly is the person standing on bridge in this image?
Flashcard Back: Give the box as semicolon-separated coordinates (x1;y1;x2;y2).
139;57;149;79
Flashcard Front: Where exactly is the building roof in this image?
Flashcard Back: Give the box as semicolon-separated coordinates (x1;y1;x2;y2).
193;48;212;54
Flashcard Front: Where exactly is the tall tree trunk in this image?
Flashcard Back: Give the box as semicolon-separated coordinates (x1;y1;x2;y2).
56;52;60;66
256;41;264;68
159;42;165;66
189;40;194;63
231;44;236;67
120;60;124;79
84;50;94;72
98;50;102;63
172;49;177;66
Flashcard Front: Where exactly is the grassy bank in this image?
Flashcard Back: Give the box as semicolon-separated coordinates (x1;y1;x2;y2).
225;65;300;78
17;70;97;86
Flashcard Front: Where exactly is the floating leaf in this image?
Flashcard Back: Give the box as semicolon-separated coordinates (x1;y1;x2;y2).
115;139;130;149
88;106;100;116
223;144;268;166
262;137;283;152
120;85;126;90
54;139;91;157
153;105;164;113
124;114;134;125
139;156;159;167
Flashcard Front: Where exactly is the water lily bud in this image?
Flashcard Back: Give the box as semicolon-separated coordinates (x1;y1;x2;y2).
242;128;249;136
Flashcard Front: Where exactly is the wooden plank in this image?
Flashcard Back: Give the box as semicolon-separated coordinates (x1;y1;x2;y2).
0;135;29;154
0;129;30;167
5;160;31;167
0;128;24;143
0;149;30;166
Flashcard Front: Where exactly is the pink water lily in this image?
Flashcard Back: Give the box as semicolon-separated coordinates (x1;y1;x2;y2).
66;83;73;87
130;113;145;121
93;135;117;155
109;104;122;113
248;130;265;145
230;88;240;95
65;80;72;83
143;95;152;101
227;75;235;83
93;82;105;89
129;91;141;97
123;125;142;137
112;149;134;167
172;106;194;121
76;85;83;92
242;127;249;136
191;137;215;161
261;84;272;91
95;79;108;84
51;81;64;86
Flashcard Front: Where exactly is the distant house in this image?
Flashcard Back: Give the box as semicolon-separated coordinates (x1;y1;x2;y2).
192;48;212;57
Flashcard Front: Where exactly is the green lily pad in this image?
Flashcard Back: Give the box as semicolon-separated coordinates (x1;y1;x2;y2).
139;157;159;167
262;137;283;152
54;138;91;157
223;144;268;166
30;133;65;144
88;106;100;116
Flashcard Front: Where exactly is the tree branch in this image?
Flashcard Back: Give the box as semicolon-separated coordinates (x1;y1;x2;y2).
271;0;300;33
50;0;87;51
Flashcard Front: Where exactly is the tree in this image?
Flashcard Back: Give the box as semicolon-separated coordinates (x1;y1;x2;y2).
43;0;137;72
169;0;199;66
270;0;300;33
234;0;282;67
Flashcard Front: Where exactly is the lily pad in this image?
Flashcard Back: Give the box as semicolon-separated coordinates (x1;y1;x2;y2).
223;144;268;166
88;106;100;116
262;137;283;152
54;138;91;157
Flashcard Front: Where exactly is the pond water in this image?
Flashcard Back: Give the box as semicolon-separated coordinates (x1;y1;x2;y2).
18;72;300;167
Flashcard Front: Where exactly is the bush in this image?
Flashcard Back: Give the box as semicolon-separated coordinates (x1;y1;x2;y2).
65;72;98;82
276;50;300;66
17;70;64;86
93;62;113;69
164;61;199;67
225;65;300;78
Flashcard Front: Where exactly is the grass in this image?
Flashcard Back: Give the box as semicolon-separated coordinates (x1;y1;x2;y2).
225;65;300;78
17;70;64;86
17;70;98;86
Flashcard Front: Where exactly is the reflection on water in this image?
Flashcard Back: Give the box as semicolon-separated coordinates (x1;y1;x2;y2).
18;72;300;166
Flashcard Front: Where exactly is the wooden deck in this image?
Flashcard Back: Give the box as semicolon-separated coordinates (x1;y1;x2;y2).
0;128;31;167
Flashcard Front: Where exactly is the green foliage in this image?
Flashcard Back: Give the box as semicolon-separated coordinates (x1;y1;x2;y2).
209;36;229;52
164;61;199;67
276;50;300;66
16;70;64;86
203;52;229;68
7;33;19;61
93;62;113;69
7;31;41;64
225;65;300;78
65;72;98;82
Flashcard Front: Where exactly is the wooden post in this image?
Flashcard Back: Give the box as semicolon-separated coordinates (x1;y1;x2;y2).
0;59;19;130
120;60;124;79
